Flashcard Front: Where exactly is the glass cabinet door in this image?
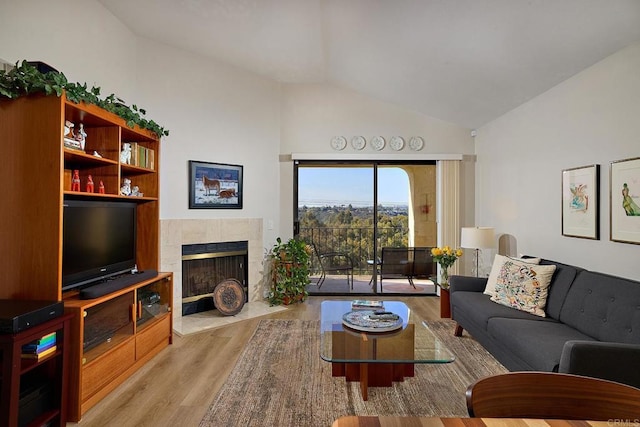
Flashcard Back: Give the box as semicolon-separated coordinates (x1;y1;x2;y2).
83;291;135;363
136;278;171;330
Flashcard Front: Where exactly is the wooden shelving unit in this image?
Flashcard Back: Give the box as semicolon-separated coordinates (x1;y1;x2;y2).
0;93;172;422
63;273;172;420
0;313;73;427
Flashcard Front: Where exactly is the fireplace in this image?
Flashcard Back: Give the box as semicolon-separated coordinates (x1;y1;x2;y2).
182;241;248;316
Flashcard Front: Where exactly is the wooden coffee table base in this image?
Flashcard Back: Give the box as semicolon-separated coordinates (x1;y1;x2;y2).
331;362;415;400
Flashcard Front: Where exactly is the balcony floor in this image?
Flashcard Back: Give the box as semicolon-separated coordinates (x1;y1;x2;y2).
306;274;437;296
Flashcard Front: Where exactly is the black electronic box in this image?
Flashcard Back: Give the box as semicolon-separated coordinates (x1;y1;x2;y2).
0;300;64;334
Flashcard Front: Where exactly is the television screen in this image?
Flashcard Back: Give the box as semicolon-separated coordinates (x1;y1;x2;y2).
62;199;137;291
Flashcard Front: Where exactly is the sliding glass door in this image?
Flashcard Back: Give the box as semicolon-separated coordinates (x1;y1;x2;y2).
295;160;436;295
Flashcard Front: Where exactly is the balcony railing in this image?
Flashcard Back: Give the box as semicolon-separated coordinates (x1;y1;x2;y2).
299;226;408;275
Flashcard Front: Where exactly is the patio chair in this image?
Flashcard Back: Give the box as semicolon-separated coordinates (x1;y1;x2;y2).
379;247;412;290
466;371;640;420
311;243;354;289
409;247;436;285
379;247;437;291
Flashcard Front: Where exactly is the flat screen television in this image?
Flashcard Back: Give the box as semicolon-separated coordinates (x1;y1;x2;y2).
62;199;137;291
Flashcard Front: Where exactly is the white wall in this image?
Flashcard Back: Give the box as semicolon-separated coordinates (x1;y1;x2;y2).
134;38;282;248
0;0;137;101
0;0;475;256
475;43;640;280
0;0;283;250
279;83;475;237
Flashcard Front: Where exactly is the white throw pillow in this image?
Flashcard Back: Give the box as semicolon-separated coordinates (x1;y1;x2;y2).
490;261;556;317
484;255;541;297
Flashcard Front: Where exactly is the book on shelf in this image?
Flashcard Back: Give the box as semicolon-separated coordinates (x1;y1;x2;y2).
22;340;56;354
22;345;57;360
127;142;155;170
351;300;384;310
22;332;56;353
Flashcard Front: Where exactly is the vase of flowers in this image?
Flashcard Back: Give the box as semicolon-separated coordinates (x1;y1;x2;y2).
430;246;463;289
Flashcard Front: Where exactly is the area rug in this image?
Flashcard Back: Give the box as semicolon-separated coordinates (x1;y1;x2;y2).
199;319;507;427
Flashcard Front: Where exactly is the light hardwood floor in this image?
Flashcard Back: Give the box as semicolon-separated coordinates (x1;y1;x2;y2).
71;296;441;427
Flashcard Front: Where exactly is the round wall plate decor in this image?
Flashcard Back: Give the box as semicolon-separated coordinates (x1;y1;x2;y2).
409;136;424;151
351;136;366;150
370;136;385;151
330;136;347;151
390;136;405;151
213;278;246;316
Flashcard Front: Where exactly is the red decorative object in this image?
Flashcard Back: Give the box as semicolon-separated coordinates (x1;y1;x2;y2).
71;170;80;192
98;181;105;194
86;175;94;193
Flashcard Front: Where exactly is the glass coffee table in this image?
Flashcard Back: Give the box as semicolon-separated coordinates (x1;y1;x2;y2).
320;300;455;400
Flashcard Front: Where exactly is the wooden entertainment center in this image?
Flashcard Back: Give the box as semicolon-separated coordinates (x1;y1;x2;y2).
0;94;173;422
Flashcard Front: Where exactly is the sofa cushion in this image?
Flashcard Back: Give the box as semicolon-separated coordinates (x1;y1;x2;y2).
490;261;556;317
487;317;595;371
451;291;557;332
539;259;582;320
484;255;541;297
559;271;640;344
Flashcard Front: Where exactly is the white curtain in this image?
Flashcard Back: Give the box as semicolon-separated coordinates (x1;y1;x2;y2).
437;160;461;276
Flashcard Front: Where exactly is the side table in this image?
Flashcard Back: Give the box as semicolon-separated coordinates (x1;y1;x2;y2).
435;283;451;318
0;312;73;427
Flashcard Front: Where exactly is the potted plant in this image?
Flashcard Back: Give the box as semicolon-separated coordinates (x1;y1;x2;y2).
431;246;463;318
0;60;168;138
268;237;312;305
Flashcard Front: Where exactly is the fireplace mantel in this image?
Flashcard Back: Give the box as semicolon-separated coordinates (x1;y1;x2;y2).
160;218;276;334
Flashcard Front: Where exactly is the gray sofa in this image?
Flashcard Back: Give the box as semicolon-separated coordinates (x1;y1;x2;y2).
449;258;640;388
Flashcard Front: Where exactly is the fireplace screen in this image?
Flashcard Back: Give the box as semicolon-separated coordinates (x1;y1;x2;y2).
182;241;248;315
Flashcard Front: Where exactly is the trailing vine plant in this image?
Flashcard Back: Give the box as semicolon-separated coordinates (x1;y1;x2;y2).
0;60;169;138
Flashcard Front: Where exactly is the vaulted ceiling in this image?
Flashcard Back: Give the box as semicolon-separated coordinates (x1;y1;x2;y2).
98;0;640;129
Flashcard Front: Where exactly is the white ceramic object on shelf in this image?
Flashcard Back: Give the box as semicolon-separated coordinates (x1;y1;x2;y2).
370;136;385;151
351;136;366;150
390;136;405;151
409;136;424;151
330;136;347;150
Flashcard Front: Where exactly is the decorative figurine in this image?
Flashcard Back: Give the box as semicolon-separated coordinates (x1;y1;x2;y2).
76;123;87;151
64;120;75;140
63;120;83;150
130;186;143;197
93;151;102;158
71;170;80;191
120;178;132;196
86;175;94;193
98;180;105;194
120;143;132;165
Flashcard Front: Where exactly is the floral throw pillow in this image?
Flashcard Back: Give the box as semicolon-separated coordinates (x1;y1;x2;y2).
484;255;541;297
490;260;556;317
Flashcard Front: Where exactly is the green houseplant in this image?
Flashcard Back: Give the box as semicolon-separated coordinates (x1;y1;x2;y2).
268;237;312;305
0;60;169;138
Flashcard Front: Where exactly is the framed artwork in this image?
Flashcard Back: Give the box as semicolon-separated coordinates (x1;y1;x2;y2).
561;164;599;239
610;157;640;244
188;160;243;209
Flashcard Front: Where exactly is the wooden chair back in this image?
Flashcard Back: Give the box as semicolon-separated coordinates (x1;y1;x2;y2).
466;371;640;420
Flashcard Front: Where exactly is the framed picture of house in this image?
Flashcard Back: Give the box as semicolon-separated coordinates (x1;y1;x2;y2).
561;164;599;239
188;160;243;209
610;157;640;244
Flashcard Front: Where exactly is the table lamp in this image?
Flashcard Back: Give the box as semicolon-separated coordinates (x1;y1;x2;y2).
460;227;495;277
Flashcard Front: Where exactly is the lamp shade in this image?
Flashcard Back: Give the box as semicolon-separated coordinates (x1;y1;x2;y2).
460;227;495;249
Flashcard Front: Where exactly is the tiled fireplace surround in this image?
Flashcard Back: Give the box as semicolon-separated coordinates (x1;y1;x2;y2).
160;219;285;335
